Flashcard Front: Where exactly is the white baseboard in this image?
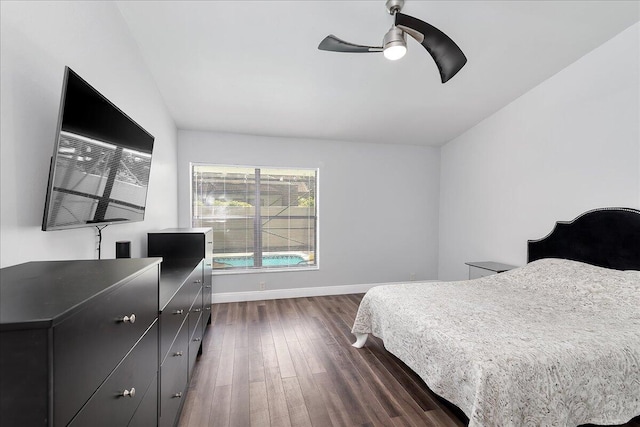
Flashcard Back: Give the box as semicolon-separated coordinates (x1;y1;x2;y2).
210;281;426;303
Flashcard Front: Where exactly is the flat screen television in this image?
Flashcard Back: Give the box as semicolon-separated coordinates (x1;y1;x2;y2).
42;67;155;231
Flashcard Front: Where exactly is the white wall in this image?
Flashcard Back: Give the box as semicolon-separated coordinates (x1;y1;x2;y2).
0;2;178;268
178;131;440;293
439;23;640;281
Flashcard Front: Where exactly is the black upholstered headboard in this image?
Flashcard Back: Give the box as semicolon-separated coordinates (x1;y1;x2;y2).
527;207;640;271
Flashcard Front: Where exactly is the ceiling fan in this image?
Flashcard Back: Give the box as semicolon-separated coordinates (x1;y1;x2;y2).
318;0;467;83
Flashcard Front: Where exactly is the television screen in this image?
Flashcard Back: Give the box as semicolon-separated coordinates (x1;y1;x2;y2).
42;67;155;231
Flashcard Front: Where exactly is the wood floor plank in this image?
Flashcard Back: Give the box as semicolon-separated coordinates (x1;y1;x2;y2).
286;339;334;426
274;342;296;379
278;300;301;344
249;344;266;384
229;345;251;427
308;336;371;426
336;358;397;427
264;366;292;427
247;300;262;348
282;376;313;427
249;381;270;427
209;384;232;427
425;409;467;427
262;342;279;370
334;343;405;419
390;415;423;427
311;371;352;427
247;301;266;383
257;303;275;348
306;299;335;343
206;302;228;352
265;300;297;378
298;335;326;375
234;301;249;349
215;327;236;387
290;297;322;342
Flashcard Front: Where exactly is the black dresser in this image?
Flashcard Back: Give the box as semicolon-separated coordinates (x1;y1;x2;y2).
0;258;161;427
148;228;213;427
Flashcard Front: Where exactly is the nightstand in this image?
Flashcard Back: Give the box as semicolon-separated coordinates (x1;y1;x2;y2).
465;261;517;279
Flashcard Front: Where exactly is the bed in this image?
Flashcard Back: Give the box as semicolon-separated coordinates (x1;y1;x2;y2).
351;207;640;427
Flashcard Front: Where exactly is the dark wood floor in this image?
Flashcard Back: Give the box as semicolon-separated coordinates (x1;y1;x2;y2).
178;294;640;427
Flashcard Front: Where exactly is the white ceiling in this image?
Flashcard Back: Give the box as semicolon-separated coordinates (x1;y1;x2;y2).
116;1;640;146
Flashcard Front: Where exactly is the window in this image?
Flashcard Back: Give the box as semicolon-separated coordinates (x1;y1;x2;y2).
191;164;318;272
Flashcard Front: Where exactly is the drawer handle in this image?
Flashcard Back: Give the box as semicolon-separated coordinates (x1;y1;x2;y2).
204;285;211;289
173;309;184;315
121;314;136;324
194;279;202;284
173;392;183;398
173;351;184;357
207;241;213;244
193;308;201;313
205;306;211;311
193;337;201;342
121;388;136;398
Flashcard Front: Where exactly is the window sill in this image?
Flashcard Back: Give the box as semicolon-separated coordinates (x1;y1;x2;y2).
212;265;319;275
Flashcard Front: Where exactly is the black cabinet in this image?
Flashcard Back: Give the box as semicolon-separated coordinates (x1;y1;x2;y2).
148;228;213;327
148;228;212;427
0;258;161;427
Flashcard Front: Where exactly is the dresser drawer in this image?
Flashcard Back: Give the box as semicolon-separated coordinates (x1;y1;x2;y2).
188;310;203;380
202;302;211;329
160;323;188;427
160;287;191;364
68;322;158;427
203;259;212;317
128;375;158;427
186;264;203;310
53;267;158;427
188;287;203;338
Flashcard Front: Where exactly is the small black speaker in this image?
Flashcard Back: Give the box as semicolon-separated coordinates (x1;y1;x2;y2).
116;241;131;258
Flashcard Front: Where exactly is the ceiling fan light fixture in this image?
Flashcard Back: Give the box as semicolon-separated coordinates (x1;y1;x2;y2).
317;0;467;82
383;27;407;60
383;44;407;60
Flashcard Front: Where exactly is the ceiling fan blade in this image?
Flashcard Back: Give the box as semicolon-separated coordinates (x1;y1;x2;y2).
318;35;383;53
395;12;467;83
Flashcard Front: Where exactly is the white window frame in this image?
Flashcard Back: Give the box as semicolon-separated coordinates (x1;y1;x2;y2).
190;163;319;275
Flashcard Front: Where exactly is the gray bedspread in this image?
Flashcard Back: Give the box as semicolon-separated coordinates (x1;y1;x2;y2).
351;258;640;426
